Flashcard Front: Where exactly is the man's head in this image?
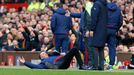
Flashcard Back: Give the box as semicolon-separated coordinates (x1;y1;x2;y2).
63;4;68;10
40;52;49;59
11;28;17;36
44;37;50;44
32;0;37;3
54;3;63;8
13;40;18;46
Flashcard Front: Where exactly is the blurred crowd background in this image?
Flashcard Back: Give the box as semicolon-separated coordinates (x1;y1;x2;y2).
0;0;133;54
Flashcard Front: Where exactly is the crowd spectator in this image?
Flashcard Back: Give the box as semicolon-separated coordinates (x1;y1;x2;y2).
116;0;134;53
28;0;41;11
0;5;53;52
0;0;27;4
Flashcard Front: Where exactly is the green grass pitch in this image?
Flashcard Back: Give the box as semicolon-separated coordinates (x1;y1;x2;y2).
0;66;134;75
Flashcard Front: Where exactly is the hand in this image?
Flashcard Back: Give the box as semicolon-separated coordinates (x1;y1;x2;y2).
19;56;25;64
65;10;70;17
60;52;66;56
69;30;72;35
89;31;94;37
47;50;53;54
128;32;133;38
31;49;36;52
41;47;47;51
85;31;89;37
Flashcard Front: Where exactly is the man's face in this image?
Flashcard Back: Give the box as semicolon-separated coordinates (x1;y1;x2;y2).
38;34;43;41
1;0;4;2
13;40;18;46
17;32;24;39
11;28;17;36
32;20;37;25
76;2;82;9
40;52;49;59
43;31;49;37
7;33;13;40
70;34;76;41
122;27;128;33
63;4;68;10
71;1;76;6
44;37;49;44
120;5;125;11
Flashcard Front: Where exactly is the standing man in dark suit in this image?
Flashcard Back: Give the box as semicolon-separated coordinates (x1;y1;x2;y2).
70;0;95;68
51;3;72;53
90;0;108;70
107;1;123;70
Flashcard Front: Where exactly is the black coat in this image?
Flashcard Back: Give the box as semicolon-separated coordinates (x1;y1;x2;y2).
90;0;108;47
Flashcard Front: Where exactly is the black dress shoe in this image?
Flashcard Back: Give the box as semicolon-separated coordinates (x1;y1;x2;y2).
98;67;104;71
79;65;89;70
92;68;98;70
87;66;94;70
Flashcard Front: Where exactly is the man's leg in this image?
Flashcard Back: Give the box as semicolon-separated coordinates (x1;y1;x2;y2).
73;48;84;68
98;47;104;70
55;35;62;52
58;48;83;69
92;48;98;69
62;36;69;53
84;37;96;69
107;35;117;66
87;47;96;67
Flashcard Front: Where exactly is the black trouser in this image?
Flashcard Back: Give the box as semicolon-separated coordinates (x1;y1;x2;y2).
84;37;95;67
94;47;104;70
58;48;83;69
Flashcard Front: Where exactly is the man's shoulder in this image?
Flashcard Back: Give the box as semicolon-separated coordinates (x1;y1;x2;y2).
94;1;102;6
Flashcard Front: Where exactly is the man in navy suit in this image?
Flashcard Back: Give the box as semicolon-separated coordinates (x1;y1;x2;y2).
19;48;85;69
106;1;123;70
90;0;108;70
51;3;72;53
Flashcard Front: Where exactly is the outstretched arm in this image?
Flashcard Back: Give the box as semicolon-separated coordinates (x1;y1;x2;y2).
19;56;48;69
24;62;46;69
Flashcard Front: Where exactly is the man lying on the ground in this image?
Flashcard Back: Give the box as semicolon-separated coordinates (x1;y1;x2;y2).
19;48;86;69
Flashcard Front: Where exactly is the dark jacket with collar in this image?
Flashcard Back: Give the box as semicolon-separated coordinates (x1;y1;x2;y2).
90;0;108;47
51;8;72;35
107;3;123;31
